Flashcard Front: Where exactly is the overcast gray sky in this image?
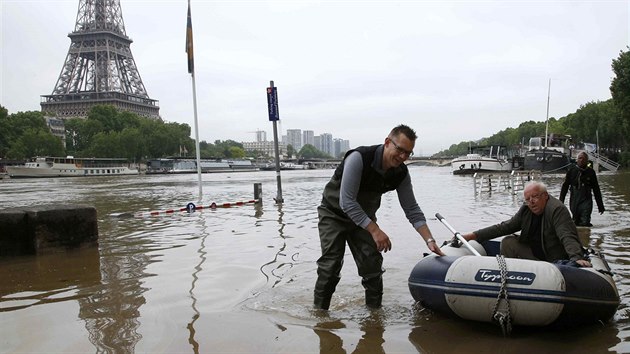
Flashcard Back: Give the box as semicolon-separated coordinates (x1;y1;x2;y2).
2;0;628;155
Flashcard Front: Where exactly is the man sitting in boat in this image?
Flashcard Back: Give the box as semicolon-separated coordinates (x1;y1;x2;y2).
462;181;591;267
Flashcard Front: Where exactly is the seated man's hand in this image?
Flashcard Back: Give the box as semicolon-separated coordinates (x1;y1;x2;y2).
576;259;592;267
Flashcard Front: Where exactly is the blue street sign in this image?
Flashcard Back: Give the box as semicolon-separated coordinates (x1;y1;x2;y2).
267;87;279;121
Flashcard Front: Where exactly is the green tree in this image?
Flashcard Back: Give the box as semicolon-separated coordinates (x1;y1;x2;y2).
87;131;123;157
7;128;64;159
298;144;332;158
199;140;222;158
0;105;10;156
610;47;630;166
228;146;246;158
1;111;49;151
88;105;126;132
546;117;568;136
65;117;105;155
143;123;173;158
286;144;295;158
119;128;145;161
0;110;63;159
64;105;194;159
206;140;245;158
564;100;622;148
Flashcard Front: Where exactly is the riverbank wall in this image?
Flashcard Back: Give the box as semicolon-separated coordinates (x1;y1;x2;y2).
0;205;98;256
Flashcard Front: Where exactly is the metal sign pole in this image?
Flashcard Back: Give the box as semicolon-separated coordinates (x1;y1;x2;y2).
267;80;284;203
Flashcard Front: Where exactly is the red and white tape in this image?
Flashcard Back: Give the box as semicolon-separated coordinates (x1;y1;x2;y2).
133;199;260;218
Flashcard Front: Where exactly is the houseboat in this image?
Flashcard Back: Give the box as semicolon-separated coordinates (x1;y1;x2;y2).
451;145;513;175
6;157;139;178
523;134;572;173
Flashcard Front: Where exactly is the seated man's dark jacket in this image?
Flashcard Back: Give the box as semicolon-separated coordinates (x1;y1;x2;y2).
473;196;585;262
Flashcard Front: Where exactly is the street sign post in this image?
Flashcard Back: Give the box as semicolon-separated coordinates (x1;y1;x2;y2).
267;86;279;121
267;81;283;203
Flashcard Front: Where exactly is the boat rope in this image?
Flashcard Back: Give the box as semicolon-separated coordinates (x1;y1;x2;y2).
492;255;513;336
541;162;571;174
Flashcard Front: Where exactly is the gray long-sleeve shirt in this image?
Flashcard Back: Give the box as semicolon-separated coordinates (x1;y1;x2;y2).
339;149;427;230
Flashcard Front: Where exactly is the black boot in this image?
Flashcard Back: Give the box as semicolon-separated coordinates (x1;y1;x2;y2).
313;295;332;310
363;274;383;309
314;275;341;310
365;291;382;309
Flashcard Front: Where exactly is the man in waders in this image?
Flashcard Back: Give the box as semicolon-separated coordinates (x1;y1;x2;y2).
314;124;444;310
560;151;605;227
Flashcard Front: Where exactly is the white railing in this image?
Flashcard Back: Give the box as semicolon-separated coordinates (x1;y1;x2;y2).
586;152;620;171
472;170;542;196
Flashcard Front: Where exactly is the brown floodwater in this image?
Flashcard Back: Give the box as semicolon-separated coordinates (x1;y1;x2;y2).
0;166;628;353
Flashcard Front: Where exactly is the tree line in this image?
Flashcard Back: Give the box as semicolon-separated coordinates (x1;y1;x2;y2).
437;47;630;167
0;104;331;161
0;104;251;161
2;48;628;165
438;99;623;160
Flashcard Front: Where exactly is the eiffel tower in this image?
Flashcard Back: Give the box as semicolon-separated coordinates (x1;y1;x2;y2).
41;0;160;120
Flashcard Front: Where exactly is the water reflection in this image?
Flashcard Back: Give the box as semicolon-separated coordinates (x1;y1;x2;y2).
254;202;264;220
408;318;621;354
258;204;287;288
314;319;346;354
0;246;100;310
314;311;386;354
257;203;303;291
354;313;386;354
78;249;149;353
186;213;208;354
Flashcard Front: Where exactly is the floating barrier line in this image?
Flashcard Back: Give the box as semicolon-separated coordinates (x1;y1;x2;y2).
134;199;260;218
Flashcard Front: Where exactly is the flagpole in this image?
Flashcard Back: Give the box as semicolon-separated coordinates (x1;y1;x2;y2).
192;73;202;202
187;0;202;202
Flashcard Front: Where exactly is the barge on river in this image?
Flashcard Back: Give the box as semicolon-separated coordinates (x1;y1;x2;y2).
146;158;257;174
6;156;139;178
523;134;572;173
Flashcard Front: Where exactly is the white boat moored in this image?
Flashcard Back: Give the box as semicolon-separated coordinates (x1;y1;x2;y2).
451;145;513;175
6;156;139;178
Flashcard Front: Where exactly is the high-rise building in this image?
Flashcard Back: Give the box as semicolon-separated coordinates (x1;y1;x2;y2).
334;138;350;158
340;139;350;154
286;129;302;151
256;130;267;142
320;133;333;156
242;127;348;159
303;130;314;147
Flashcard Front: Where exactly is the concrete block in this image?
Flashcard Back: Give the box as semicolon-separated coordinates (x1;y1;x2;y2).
0;205;98;256
0;209;34;256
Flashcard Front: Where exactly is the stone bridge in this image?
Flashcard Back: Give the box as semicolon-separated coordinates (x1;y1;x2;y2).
405;157;452;167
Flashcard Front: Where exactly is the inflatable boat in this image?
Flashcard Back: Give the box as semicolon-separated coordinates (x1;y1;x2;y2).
408;215;619;331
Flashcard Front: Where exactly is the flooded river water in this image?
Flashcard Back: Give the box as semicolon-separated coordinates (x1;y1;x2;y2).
0;166;628;353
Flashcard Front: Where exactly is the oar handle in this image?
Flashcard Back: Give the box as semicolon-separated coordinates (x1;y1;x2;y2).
435;213;482;257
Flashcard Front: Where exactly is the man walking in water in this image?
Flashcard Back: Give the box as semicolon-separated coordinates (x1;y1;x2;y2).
314;124;443;310
560;151;605;227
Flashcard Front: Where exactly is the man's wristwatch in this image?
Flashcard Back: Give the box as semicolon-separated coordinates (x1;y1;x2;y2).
426;238;435;244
